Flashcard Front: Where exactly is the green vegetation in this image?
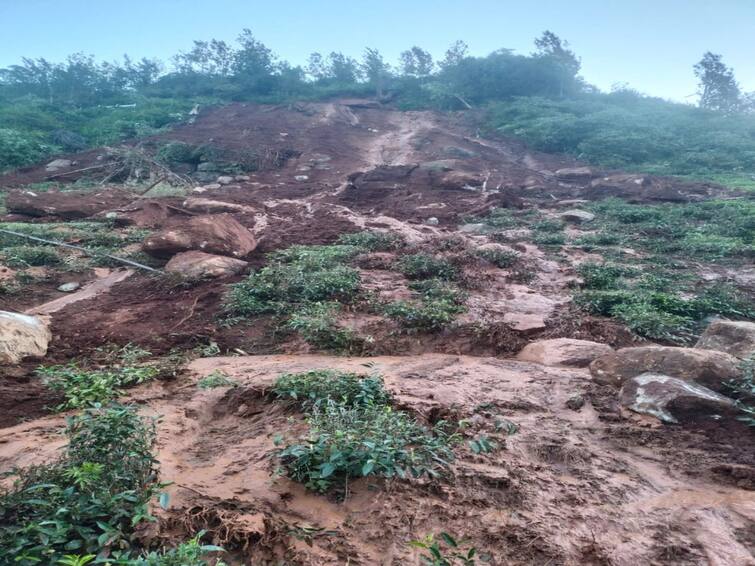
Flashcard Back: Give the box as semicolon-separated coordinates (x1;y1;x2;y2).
397;254;459;281
409;532;478;565
336;230;403;251
197;371;238;389
272;369;390;410
0;244;61;267
0;405;158;563
38;363;160;410
274;370;456;493
475;247;519;268
286;302;366;353
384;278;466;331
728;356;755;427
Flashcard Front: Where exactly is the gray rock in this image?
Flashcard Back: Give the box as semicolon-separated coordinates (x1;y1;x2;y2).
590;346;741;392
558;209;595;224
197;162;220;172
459;223;489;233
216;176;234;185
0;311;51;364
425;217;439;226
619;373;737;424
566;394;585;411
695;320;755;359
45;159;73;172
517;338;613;368
165;251;248;279
57;282;80;292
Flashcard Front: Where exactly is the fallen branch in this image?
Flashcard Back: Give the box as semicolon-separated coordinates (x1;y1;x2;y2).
0;228;162;273
45;163;109;180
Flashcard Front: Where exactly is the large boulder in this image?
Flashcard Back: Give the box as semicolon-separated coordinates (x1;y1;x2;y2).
143;214;256;259
695;320;755;359
590;346;741;392
516;338;613;367
6;188;135;220
165;251;248;279
182;197;256;215
44;158;73;172
619;373;738;424
0;311;51;364
558;209;595;224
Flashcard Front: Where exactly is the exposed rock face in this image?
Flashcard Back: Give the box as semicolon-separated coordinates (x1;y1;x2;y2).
165;251;248;279
558;209;595;224
143;214;257;259
619;373;738;424
555;167;594;182
695;320;755;359
44;158;73;172
182;198;256;215
6;189;135;220
590;346;741;392
516;338;613;367
0;311;51;364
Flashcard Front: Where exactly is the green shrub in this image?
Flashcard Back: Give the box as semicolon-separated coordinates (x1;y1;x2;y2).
0;405;158;564
38;364;159;410
337;231;403;251
0;128;53;171
155;141;200;164
611;302;695;343
532;219;564;233
476;247;519;268
226;263;360;316
1;245;60;267
383;299;463;331
576;262;637;290
533;232;565;246
277;402;455;493
286;302;365;353
397;254;458;280
197;371;237;389
273;369;390;410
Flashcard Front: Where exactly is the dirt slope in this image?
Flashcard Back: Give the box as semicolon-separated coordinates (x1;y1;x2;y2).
0;101;752;565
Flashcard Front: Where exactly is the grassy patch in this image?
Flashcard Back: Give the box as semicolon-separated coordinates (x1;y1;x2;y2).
286;302;366;353
476;247;519;268
336;230;403;251
396;254;458;281
383;278;466;331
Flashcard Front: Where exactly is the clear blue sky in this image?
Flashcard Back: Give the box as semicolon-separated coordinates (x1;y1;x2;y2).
1;0;753;102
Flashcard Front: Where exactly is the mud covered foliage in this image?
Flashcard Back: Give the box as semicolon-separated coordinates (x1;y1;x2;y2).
274;370;456;493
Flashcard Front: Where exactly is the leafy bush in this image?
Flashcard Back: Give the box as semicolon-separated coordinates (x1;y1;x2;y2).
576;262;637;290
409;532;478;566
286;302;365;353
0;405;158;564
337;230;403;251
397;254;458;281
384;298;463;331
273;369;390;410
532;232;566;246
1;245;60;267
155;140;200;164
278;402;455;493
0;128;53;171
38;364;159;410
476;247;519;268
197;371;237;389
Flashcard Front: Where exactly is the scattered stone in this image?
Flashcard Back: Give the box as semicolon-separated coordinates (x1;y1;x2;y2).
495;228;532;241
425;217;439;226
201;183;222;190
6;188;134;220
558;209;595;224
57;282;80;292
0;311;51;364
294;175;309;181
517;338;613;367
590;346;741;392
182;197;256;215
165;251;248;279
234;175;251;182
44;158;73;172
192;187;207;194
143;214;257;259
565;394;585;411
555;167;594;182
459;223;488;233
695;320;755;359
216;176;234;185
619;373;738;424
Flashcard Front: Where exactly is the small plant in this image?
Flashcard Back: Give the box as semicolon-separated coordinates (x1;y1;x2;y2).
476;247;519;268
576;262;637;290
383;299;463;331
337;230;403;251
532;219;564;233
286;302;365;353
409;532;478;565
198;371;238;389
277;402;456;493
273;369;390;410
397;254;458;281
533;232;566;246
468;434;498;454
38;363;160;410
